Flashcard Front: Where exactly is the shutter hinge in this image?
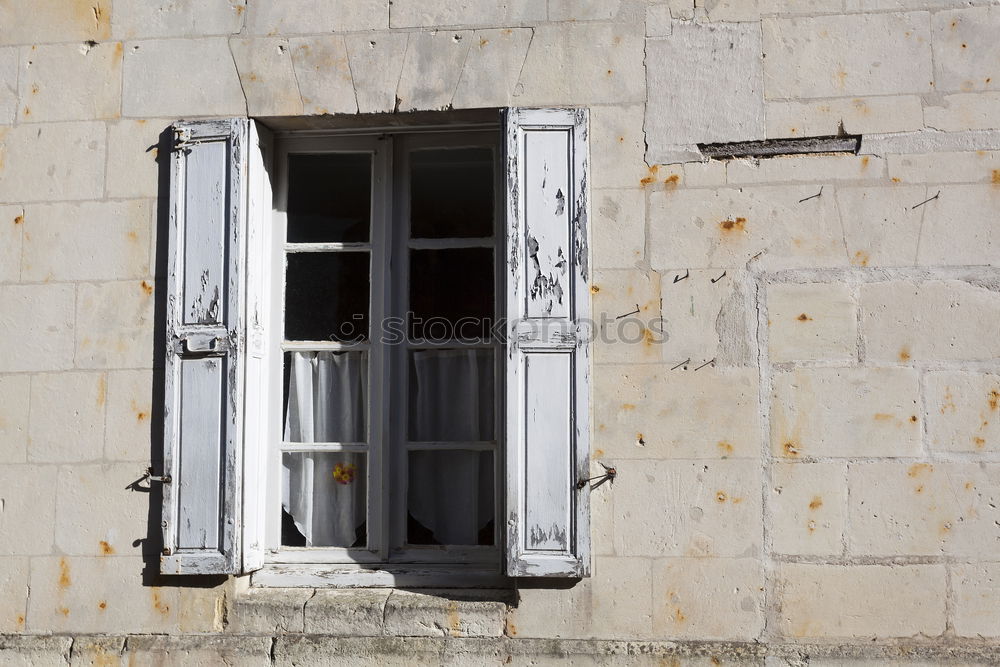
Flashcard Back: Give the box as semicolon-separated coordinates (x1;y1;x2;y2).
143;466;172;484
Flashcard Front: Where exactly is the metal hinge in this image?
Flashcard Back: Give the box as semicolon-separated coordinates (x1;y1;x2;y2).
143;467;172;484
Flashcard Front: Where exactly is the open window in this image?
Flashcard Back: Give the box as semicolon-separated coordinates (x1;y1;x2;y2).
159;109;591;582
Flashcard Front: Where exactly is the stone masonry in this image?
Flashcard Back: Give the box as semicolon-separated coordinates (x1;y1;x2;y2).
1;0;999;664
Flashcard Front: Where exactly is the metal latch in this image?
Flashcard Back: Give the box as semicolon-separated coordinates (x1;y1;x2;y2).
143;467;172;484
173;333;229;356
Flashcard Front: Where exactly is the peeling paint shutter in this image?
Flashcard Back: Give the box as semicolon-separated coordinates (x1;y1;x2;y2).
162;118;268;575
505;108;591;577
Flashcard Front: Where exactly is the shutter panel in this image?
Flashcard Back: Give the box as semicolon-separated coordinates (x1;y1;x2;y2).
162;118;267;575
505;108;591;577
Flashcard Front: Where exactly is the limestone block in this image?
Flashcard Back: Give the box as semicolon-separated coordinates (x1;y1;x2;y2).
776;564;946;638
122;38;245;118
925;371;1000;453
0;205;21;283
55;464;150;557
682;160;728;187
344;33;408;114
123;635;272;666
594;365;760;460
383;591;505;637
395;31;471;112
649;185;847;271
550;0;623;20
27;557;179;633
75;281;155;369
726;154;884;184
0;1;111;45
0;465;56;554
246;0;387;34
770;462;846;556
28;372;106;463
647;4;691;33
592;189;644;269
590;469;614;555
105;369;153;462
651;558;764;640
848;462;1000;557
389;0;544;27
591;557;653;639
0;47;16;124
924;92;1000;131
107;119;170;199
304;589;387;636
68;636;126;667
768;283;857;362
0;636;71;667
762;13;933;99
613;459;763;557
452;28;533;110
590;105;649;190
712;0;843;21
18;41;122;122
860;280;1000;363
765;96;924;138
288;36;357;116
771;368;921;458
591;269;662;364
21;200;151;282
231;37;303;117
660;268;754;366
952;563;1000;638
514;23;645;106
0;122;106;203
931;8;1000;93
177;582;226;633
888;151;1000;183
228;587;312;634
0;557;28;632
273;636;441;667
836;185;925;267
0;375;29;463
916;185;1000;266
112;0;243;39
0;284;75;372
645;21;764;152
506;578;592;638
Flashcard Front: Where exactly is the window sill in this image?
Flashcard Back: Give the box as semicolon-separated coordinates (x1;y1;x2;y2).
252;563;511;589
229;581;513;637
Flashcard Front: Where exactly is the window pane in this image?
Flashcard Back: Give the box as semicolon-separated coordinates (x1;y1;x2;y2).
285;251;369;342
408;349;494;442
282;452;367;548
407;450;494;546
408;248;493;341
284;351;367;443
410;148;493;238
287;153;371;243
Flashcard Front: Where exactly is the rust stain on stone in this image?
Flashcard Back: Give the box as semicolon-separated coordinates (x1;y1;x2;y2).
140;280;153;296
98;600;107;611
715;491;727;503
663;173;680;190
621;403;636;411
797;313;812;321
717;441;734;456
58;558;71;590
991;169;1000;186
151;589;170;615
57;606;70;617
640;165;659;187
908;463;933;478
873;413;894;421
593;448;604;458
719;217;747;232
783;441;801;457
988;389;999;411
15;615;24;629
898;346;911;361
806;519;817;533
96;374;106;408
809;496;823;510
99;540;114;555
852;250;870;266
446;600;461;637
13;214;23;225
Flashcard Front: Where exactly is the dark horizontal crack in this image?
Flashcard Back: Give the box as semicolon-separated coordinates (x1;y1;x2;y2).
697;134;861;160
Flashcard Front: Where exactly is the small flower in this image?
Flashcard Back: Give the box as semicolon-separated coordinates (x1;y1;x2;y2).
332;463;357;485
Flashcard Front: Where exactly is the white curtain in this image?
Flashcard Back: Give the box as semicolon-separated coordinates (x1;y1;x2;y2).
282;348;495;548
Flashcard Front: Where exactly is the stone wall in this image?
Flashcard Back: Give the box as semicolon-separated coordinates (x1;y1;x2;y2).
1;0;999;663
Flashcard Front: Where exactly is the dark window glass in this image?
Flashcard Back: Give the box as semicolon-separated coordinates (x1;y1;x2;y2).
410;148;493;239
406;450;494;546
287;153;371;243
285;252;369;342
408;248;493;341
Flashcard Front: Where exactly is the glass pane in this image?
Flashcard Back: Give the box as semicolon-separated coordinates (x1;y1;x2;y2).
282;452;367;548
408;349;494;441
407;450;494;546
286;153;371;243
283;351;367;443
409;248;493;341
285;251;369;342
410;147;493;238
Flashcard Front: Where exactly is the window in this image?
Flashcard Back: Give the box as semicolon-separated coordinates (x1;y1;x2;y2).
271;131;503;566
159;110;592;583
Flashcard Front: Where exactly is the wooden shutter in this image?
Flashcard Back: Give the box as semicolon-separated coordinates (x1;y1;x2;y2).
162;118;269;575
505;108;591;577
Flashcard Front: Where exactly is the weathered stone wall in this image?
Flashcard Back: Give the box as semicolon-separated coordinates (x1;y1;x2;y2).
1;0;999;663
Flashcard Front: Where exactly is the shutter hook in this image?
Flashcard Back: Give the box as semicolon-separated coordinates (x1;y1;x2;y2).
143;466;172;484
576;462;616;490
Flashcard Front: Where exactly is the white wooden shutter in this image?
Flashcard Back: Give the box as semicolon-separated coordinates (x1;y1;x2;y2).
505;108;591;577
162;118;269;575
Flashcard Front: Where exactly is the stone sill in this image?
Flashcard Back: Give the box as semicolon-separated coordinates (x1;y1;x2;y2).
6;635;1000;665
228;587;515;638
